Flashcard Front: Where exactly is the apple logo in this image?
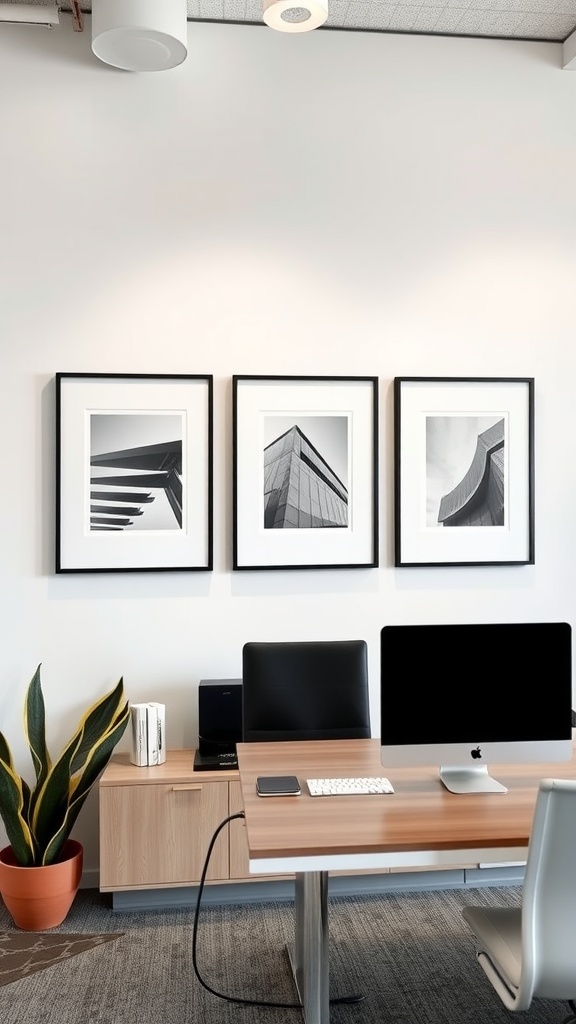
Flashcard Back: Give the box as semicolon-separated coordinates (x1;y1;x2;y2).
471;746;482;760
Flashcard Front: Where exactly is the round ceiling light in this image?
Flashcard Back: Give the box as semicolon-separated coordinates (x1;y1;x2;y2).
262;0;328;32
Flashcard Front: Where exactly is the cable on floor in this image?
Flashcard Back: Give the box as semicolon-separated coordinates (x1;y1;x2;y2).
192;811;364;1009
562;999;576;1024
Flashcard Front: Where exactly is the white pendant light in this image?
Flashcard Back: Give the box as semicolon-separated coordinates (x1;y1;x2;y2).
91;0;188;72
262;0;328;32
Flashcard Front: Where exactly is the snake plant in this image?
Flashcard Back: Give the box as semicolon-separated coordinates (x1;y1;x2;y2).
0;666;129;867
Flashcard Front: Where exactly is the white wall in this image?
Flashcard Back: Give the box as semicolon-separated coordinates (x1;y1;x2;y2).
1;18;575;881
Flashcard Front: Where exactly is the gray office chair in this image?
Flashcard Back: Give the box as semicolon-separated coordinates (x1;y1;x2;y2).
242;639;371;741
462;778;576;1022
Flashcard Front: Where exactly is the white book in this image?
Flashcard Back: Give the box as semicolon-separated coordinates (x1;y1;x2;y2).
146;703;160;766
149;702;166;765
129;704;148;766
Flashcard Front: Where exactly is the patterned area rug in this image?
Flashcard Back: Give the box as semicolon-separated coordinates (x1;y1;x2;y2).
0;932;122;987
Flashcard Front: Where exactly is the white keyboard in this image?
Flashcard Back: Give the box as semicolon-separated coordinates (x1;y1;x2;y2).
306;777;394;796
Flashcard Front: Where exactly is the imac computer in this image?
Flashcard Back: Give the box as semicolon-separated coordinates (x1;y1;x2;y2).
380;622;573;794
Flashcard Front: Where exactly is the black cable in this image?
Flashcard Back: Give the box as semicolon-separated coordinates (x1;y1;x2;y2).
562;999;576;1024
192;811;365;1009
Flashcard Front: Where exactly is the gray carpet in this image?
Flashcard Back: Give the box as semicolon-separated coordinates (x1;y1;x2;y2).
0;884;569;1024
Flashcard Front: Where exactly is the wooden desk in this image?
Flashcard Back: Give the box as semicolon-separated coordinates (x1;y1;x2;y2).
237;738;576;1024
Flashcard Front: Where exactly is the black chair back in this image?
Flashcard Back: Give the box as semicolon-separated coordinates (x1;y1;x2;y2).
242;640;371;742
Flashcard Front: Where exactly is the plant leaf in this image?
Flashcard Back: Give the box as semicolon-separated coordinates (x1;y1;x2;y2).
69;701;130;804
0;754;36;866
69;679;126;776
41;705;130;865
31;682;129;866
30;733;80;859
23;665;51;786
2;672;129;867
0;732;12;767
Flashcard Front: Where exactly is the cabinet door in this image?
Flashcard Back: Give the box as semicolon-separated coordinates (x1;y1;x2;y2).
100;781;229;890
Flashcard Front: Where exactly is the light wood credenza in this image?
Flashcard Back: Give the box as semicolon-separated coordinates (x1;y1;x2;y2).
99;750;256;892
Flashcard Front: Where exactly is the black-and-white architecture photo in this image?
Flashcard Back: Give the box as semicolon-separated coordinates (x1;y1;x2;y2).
263;416;349;529
90;414;184;532
426;416;505;528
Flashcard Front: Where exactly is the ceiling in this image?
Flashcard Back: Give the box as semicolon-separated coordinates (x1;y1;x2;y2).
1;0;576;42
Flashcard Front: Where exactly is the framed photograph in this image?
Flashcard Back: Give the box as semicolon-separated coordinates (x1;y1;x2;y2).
394;377;534;567
56;373;213;573
233;375;379;571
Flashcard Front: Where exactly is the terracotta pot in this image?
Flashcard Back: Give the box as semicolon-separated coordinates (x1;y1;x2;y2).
0;839;83;930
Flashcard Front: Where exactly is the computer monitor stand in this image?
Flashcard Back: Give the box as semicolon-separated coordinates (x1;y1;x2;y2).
439;764;508;794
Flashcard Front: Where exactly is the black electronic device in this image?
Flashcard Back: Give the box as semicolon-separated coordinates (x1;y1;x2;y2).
256;775;301;796
194;678;242;771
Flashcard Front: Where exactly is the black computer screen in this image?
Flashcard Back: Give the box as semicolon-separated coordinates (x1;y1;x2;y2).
381;622;572;746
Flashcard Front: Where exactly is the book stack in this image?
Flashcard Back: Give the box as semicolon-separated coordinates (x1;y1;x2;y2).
129;703;166;766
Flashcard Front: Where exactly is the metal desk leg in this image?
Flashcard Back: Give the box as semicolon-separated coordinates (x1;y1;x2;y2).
287;870;330;1024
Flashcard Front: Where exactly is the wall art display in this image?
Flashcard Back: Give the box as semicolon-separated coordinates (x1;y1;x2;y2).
394;377;534;567
56;373;213;573
233;375;379;570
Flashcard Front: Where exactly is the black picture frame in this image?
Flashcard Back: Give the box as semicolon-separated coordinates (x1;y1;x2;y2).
394;376;534;567
56;373;213;573
233;375;379;571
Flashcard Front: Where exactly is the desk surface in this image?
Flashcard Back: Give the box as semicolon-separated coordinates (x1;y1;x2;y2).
237;739;576;871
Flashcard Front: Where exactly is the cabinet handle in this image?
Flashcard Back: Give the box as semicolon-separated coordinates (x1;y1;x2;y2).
171;784;203;792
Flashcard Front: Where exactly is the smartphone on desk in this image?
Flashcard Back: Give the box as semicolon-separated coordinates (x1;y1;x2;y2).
256;775;301;797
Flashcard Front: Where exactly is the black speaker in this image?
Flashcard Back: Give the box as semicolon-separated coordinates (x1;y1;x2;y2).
194;679;242;771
